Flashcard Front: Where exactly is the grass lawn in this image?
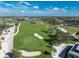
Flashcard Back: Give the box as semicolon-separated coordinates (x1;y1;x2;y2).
63;26;79;44
63;26;79;34
14;21;52;58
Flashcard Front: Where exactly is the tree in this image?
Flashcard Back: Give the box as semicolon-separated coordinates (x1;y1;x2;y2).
0;41;2;50
1;36;5;40
12;49;22;58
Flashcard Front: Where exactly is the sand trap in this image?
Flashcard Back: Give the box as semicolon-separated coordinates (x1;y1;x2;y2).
19;50;41;57
34;33;44;39
0;24;15;57
57;27;68;33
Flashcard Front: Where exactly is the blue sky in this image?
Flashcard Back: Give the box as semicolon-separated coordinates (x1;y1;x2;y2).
0;1;79;16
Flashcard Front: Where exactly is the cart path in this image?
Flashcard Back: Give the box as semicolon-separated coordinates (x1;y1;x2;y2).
14;23;20;36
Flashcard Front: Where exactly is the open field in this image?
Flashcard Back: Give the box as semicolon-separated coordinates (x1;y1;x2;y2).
14;21;52;57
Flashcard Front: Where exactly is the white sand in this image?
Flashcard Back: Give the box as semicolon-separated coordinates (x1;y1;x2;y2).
57;27;68;33
19;50;41;57
0;23;15;57
34;33;44;39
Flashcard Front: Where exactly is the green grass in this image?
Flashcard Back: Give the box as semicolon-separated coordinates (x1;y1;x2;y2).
63;26;79;44
77;35;79;38
14;21;52;58
14;21;79;57
63;26;79;34
67;40;77;44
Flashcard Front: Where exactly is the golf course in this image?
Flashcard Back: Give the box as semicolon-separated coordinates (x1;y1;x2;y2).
13;21;52;57
63;26;79;34
13;19;79;58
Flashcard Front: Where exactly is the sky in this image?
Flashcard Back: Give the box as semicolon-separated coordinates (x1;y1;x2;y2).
0;1;79;16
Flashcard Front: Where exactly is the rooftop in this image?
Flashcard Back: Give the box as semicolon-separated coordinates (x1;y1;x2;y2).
69;42;79;57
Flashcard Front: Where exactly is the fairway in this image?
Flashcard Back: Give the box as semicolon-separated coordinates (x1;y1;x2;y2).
14;21;52;57
63;26;79;34
63;26;79;44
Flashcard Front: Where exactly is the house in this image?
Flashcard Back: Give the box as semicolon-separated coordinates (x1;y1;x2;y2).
68;42;79;58
58;42;79;58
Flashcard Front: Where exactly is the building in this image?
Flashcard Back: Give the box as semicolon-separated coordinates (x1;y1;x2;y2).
58;42;79;58
68;42;79;58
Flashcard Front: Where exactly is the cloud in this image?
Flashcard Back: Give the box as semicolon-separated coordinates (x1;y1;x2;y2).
0;8;11;13
4;3;17;9
24;2;32;6
33;6;39;9
53;7;67;12
61;8;67;12
5;3;12;6
53;7;60;11
20;10;25;13
34;10;45;13
0;2;15;8
46;7;67;13
46;7;60;11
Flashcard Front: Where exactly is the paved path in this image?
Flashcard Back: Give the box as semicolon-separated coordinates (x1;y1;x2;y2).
14;23;20;36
